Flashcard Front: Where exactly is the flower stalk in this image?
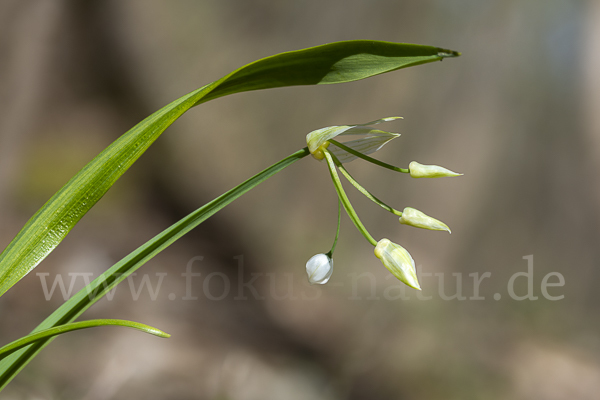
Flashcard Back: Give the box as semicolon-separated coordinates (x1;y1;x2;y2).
327;199;342;257
329;139;409;173
323;150;378;246
328;152;402;217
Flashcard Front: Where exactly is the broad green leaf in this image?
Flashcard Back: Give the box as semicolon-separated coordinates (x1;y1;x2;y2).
0;148;310;390
0;40;458;298
0;319;169;361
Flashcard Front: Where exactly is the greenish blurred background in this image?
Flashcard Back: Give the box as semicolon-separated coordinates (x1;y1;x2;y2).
1;1;599;399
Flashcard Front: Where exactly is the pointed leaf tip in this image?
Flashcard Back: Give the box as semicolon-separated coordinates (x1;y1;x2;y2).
0;319;170;361
437;49;461;58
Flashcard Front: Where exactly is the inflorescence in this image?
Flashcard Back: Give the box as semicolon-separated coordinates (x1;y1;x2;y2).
304;118;462;290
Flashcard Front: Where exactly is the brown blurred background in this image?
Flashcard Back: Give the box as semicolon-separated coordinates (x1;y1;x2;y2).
1;0;600;399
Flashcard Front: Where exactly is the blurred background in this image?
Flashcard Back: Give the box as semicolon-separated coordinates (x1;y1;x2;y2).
1;0;599;399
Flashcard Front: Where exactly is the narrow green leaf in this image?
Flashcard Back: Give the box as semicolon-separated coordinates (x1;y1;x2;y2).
0;319;169;361
0;148;310;390
197;40;459;103
0;40;459;298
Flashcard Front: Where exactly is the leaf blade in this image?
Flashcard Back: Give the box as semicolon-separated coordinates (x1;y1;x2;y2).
0;319;169;361
198;40;458;102
0;148;310;390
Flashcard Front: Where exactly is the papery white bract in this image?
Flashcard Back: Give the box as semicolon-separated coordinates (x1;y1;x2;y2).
408;161;462;178
374;238;420;290
306;117;402;162
399;207;451;233
306;253;333;285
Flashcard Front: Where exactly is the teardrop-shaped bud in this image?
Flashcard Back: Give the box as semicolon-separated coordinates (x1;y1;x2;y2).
409;161;462;178
306;254;334;285
374;238;420;290
399;207;451;233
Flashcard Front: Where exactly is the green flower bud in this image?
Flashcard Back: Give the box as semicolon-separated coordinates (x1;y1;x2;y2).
399;207;451;233
374;238;421;290
409;161;462;178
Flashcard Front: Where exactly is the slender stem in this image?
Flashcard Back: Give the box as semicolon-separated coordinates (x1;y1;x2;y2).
323;150;377;246
327;199;341;257
329;139;409;173
328;152;403;217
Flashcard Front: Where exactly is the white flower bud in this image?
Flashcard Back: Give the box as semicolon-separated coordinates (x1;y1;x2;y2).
399;207;451;233
374;239;421;290
409;161;462;178
306;254;333;285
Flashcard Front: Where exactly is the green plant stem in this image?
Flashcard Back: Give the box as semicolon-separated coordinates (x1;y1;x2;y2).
323;150;377;246
328;152;402;217
326;200;341;257
329;139;409;173
0;147;310;390
0;320;169;361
